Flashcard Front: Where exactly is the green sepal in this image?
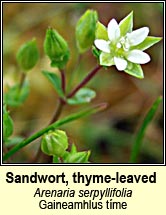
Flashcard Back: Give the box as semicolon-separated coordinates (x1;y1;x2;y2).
76;9;98;53
92;45;101;59
95;21;108;40
16;38;39;72
50;54;69;69
119;11;133;36
131;36;162;51
124;63;144;79
67;88;96;105
4;79;30;107
62;144;90;163
99;52;114;67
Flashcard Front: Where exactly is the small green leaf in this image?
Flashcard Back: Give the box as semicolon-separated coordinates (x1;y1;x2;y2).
3;105;14;141
42;71;64;98
95;21;108;40
4;80;30;107
67;88;96;105
16;38;39;72
44;28;70;69
119;11;133;36
124;63;144;79
130;96;162;163
5;136;24;147
63;144;91;163
76;9;98;53
131;36;162;51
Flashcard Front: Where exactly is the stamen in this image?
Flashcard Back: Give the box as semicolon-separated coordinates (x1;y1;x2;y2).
116;42;121;48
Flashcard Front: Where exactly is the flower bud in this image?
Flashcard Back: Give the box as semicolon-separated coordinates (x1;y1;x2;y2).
44;28;70;69
16;38;39;72
41;130;68;157
76;9;98;53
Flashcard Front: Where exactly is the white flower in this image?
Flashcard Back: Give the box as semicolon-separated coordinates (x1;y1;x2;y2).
94;18;150;71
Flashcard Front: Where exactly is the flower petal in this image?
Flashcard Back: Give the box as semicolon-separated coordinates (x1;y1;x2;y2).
114;56;127;71
127;50;150;64
94;39;110;53
127;27;149;46
107;19;120;42
100;52;114;66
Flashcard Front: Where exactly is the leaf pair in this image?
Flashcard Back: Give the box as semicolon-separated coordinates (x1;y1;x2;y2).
42;71;96;105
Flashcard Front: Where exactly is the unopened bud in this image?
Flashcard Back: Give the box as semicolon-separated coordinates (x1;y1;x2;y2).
76;9;98;53
16;38;39;72
41;130;68;157
44;28;70;69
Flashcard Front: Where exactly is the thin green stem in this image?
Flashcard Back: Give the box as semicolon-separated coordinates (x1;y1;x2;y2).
129;96;162;163
3;103;107;161
33;69;66;163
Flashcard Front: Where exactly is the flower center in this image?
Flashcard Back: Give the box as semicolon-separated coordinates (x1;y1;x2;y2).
119;36;130;51
109;36;131;59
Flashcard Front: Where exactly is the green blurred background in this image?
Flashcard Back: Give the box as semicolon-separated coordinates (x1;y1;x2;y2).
3;2;163;163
